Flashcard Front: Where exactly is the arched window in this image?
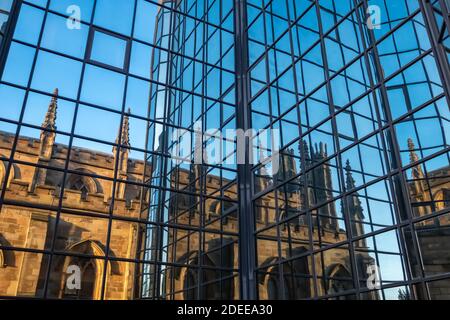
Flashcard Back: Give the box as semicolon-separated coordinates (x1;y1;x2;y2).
63;257;98;299
327;264;353;300
266;267;292;300
444;189;450;207
263;259;310;300
183;255;223;300
208;197;236;217
70;178;90;200
65;172;102;199
183;268;198;300
267;275;279;300
59;240;107;300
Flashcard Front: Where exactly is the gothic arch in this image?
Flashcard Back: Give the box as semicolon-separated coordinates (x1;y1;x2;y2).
432;188;450;210
208;199;220;214
175;252;203;298
66;239;107;257
327;264;353;298
178;253;229;300
207;197;236;216
65;170;103;195
59;240;109;300
262;265;294;300
264;264;294;300
259;253;310;299
0;159;19;189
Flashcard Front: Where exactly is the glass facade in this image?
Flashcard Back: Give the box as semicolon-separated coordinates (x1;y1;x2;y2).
0;0;14;45
0;0;448;300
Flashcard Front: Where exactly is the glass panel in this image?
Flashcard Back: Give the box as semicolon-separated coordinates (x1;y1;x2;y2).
0;0;449;301
90;30;127;69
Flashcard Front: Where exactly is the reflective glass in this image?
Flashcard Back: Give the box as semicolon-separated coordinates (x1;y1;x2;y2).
0;0;449;301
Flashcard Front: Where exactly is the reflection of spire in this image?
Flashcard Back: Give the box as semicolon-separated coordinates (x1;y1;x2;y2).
302;140;310;161
194;129;206;165
34;89;59;189
189;129;204;215
300;140;311;172
116;108;131;148
344;160;363;217
312;142;328;163
408;138;420;163
307;141;337;228
408;138;424;179
345;160;356;191
315;142;327;157
42;88;58;131
344;160;365;247
113;109;132;200
406;138;427;218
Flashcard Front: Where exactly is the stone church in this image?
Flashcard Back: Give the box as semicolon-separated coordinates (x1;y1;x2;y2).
0;89;148;299
164;136;378;300
405;139;450;300
0;91;449;299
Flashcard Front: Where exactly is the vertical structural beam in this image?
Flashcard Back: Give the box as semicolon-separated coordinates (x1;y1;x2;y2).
420;0;450;104
234;0;256;300
0;0;21;79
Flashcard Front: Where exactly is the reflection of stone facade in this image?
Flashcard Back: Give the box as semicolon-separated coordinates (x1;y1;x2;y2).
406;139;450;300
1;93;449;299
146;1;376;300
165;142;377;300
0;90;147;299
0;91;375;299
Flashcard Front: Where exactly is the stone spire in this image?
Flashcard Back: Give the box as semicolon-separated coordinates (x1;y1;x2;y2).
344;160;365;247
302;140;310;161
188;128;204;215
408;138;424;179
309;142;337;229
39;88;58;159
115;108;131;148
33;89;59;190
345;160;356;191
42;88;58;131
407;138;427;217
408;138;420;163
113;109;132;199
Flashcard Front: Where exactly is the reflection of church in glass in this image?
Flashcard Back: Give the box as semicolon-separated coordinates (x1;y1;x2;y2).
0;91;449;299
0;90;148;299
405;139;450;300
162;136;379;300
161;137;450;300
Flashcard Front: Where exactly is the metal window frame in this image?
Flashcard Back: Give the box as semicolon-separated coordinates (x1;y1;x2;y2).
0;0;449;301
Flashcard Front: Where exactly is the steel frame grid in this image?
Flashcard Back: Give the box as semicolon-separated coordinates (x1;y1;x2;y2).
0;0;448;301
246;0;450;300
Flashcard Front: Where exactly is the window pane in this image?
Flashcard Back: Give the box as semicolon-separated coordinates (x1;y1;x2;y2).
90;30;127;69
41;13;88;58
94;0;135;36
